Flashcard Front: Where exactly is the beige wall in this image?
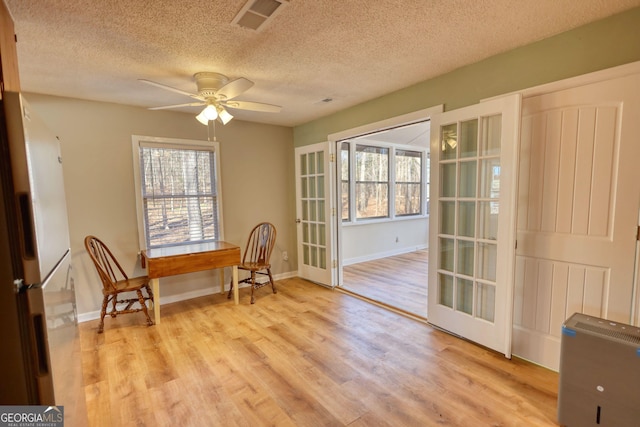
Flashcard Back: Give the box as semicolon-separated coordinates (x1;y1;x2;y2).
25;93;296;318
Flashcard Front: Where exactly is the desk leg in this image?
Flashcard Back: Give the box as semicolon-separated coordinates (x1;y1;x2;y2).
232;265;239;305
219;268;225;294
151;278;160;325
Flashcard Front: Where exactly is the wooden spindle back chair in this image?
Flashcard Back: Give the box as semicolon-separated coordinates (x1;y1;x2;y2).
84;235;154;333
228;222;277;304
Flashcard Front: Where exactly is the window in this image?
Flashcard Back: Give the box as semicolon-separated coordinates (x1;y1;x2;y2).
355;145;389;219
338;121;430;223
132;136;222;249
341;142;350;221
395;149;422;216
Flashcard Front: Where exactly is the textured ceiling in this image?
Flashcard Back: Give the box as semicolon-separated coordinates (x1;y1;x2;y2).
5;0;640;127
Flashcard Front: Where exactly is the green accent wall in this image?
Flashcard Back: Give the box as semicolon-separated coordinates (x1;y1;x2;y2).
294;7;640;147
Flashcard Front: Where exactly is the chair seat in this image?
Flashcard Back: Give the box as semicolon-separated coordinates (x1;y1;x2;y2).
238;262;271;272
103;276;151;295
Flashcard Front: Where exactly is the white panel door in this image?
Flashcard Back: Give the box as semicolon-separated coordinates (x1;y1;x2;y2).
428;94;521;357
295;142;335;287
513;72;640;371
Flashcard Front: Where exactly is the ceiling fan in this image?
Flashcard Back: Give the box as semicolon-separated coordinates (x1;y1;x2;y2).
140;72;282;125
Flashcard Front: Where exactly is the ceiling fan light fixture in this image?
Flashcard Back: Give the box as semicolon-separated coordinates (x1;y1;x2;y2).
195;110;209;125
203;104;218;120
217;106;234;125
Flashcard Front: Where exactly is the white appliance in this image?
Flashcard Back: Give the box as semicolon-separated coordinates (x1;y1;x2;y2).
558;312;640;426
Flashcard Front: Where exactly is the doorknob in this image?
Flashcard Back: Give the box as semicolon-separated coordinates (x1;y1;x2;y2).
295;219;301;223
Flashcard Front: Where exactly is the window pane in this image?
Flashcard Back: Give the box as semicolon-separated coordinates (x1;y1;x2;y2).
341;142;350;221
395;150;421;216
355;145;389;219
456;278;474;315
441;123;457;160
439;274;454;308
140;146;219;248
355;183;388;218
460;119;478;158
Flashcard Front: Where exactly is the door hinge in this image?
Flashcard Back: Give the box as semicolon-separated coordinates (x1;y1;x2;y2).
331;207;336;217
332;260;337;268
330;153;335;162
637;225;640;241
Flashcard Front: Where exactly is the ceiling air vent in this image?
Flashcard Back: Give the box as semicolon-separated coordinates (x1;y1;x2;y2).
231;0;288;31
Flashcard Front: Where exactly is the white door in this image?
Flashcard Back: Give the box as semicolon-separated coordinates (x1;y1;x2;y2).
513;72;640;370
295;142;336;287
428;94;521;357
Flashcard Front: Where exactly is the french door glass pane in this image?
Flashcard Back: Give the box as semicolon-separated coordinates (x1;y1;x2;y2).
441;163;456;197
476;283;496;322
480;158;501;199
458;201;475;237
439;274;454;308
440;201;455;235
457;278;474;315
441;123;457;160
440;238;454;272
481;115;502;156
460;119;478;158
308;152;316;174
457;240;474;276
459;161;476;197
477;242;497;281
478;201;498;240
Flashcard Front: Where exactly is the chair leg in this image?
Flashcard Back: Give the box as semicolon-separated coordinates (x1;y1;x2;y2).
145;284;154;304
227;275;233;299
137;289;154;327
250;271;256;304
98;295;108;334
267;268;277;294
111;293;118;318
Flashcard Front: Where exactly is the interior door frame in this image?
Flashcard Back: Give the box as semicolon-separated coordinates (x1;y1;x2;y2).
328;105;444;288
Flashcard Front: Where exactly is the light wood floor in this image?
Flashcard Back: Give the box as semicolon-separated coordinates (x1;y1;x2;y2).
79;277;559;426
342;250;428;317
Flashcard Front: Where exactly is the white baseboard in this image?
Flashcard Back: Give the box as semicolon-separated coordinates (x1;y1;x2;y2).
77;270;298;323
342;245;427;266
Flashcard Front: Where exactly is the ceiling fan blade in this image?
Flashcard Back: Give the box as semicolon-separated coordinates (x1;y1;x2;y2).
223;100;282;113
216;78;254;100
149;102;205;110
139;79;202;100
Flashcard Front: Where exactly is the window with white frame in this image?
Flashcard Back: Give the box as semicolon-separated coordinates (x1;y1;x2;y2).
340;142;350;221
395;149;422;216
340;122;429;223
355;145;389;219
132;136;223;249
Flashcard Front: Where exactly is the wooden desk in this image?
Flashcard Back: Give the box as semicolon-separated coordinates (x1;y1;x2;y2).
141;241;241;325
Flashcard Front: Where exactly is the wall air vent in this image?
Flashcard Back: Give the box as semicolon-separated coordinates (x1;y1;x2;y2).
231;0;288;32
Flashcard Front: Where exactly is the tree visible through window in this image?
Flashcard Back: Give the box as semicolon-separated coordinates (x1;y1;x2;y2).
355;145;389;219
341;142;350;221
139;145;220;248
395;149;422;216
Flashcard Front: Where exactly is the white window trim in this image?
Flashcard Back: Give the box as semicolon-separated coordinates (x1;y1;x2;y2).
131;135;224;251
343;140;427;223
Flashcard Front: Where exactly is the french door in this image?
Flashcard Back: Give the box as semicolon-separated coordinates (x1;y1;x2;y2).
294;142;336;287
428;94;521;357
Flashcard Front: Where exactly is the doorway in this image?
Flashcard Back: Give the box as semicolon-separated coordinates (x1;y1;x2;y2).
334;116;435;318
